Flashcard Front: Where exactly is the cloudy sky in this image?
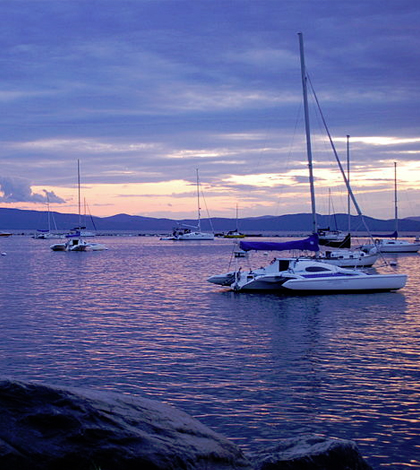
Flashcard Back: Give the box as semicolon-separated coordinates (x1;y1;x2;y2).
1;0;420;221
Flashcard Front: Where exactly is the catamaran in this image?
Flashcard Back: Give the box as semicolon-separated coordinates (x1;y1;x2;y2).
208;33;406;293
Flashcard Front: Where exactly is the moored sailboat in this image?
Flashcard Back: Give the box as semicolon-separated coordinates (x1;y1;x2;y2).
362;163;420;253
167;169;214;241
207;33;406;293
50;161;107;252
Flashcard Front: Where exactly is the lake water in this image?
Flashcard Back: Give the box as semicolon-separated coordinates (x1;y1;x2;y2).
1;235;420;469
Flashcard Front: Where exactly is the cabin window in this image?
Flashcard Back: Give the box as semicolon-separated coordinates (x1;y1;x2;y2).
305;266;331;272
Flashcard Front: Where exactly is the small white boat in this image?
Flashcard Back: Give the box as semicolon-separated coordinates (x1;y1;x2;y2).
319;247;379;267
33;230;65;240
50;161;107;252
51;235;107;252
165;169;214;241
366;163;420;253
172;228;214;240
51;235;92;252
372;238;420;253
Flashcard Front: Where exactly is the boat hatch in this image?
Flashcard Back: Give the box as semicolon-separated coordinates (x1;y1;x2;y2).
278;259;291;271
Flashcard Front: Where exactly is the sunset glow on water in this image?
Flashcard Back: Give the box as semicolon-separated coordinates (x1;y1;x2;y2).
1;235;420;468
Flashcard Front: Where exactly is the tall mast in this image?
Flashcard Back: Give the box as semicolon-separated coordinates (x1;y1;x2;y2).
394;161;398;237
196;168;201;232
298;32;317;235
46;192;51;232
77;159;81;229
347;135;351;232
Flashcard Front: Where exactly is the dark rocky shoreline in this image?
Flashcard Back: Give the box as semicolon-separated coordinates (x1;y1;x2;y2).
0;379;373;469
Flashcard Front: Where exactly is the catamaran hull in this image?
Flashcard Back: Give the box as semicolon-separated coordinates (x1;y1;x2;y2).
207;273;236;286
282;274;407;292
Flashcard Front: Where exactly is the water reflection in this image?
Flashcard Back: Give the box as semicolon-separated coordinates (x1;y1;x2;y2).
0;236;419;468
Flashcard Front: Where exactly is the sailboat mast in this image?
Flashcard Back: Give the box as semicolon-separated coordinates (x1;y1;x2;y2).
47;193;51;232
347;135;351;232
394;161;398;236
298;33;317;235
196;168;201;232
77;159;81;229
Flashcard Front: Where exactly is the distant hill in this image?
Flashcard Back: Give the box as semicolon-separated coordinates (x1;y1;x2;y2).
2;207;420;233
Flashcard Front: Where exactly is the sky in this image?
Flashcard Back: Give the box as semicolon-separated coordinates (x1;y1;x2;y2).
1;0;420;221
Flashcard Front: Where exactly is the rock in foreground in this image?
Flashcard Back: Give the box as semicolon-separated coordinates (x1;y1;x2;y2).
0;379;252;470
249;435;373;470
0;379;373;470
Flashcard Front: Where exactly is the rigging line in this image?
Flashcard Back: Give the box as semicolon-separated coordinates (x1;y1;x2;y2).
306;74;372;236
200;186;214;233
307;75;391;264
273;100;304;217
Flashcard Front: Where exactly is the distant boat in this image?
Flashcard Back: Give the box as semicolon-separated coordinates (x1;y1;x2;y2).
317;229;350;248
362;163;420;253
51;233;92;252
51;161;107;252
167;169;214;241
0;232;12;237
33;194;65;239
51;232;107;252
223;205;245;238
317;181;349;248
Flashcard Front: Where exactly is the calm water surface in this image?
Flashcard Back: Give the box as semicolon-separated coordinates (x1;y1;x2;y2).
1;235;420;469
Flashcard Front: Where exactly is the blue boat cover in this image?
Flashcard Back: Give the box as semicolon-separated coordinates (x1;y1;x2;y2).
372;231;398;238
239;234;319;252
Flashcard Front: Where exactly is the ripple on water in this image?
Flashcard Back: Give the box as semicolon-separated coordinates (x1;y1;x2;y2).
1;237;420;468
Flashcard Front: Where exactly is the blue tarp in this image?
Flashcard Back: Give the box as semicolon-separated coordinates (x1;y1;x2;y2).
372;231;398;238
239;234;319;252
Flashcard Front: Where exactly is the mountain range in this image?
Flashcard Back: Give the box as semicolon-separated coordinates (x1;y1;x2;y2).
2;207;420;234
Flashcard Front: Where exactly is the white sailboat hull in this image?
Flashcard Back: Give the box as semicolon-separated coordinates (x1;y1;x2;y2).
377;241;420;253
175;231;214;240
319;250;379;267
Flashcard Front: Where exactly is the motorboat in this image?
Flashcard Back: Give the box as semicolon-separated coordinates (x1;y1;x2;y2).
224;230;246;239
50;235;92;252
223;205;245;238
50;234;107;252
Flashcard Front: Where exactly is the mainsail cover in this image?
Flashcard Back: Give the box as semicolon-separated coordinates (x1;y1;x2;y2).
239;234;319;252
372;230;398;238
